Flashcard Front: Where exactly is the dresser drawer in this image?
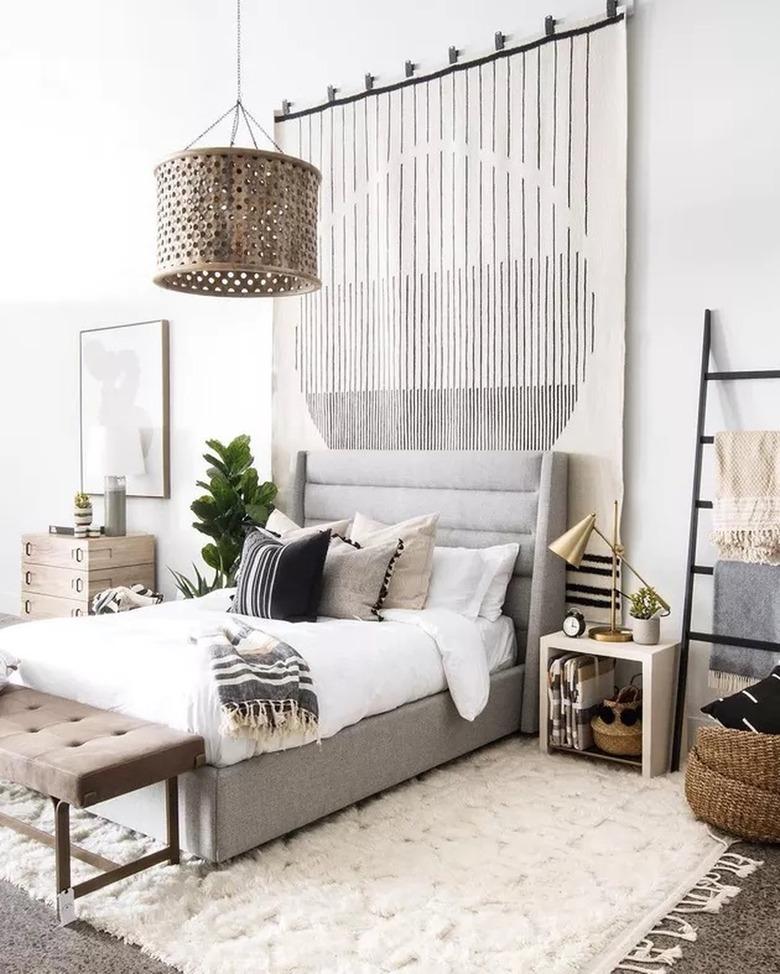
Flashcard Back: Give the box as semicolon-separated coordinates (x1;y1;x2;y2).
20;593;88;620
21;534;155;571
21;563;156;600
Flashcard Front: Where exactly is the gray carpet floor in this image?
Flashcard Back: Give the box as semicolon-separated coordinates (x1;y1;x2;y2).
0;877;175;974
0;843;776;973
670;841;780;974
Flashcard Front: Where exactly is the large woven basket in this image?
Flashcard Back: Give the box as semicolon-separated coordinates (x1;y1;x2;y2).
685;727;780;842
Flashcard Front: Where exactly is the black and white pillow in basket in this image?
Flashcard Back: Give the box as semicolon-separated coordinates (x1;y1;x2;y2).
233;528;331;622
701;665;780;734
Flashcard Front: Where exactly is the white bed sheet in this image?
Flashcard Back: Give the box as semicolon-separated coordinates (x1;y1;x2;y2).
477;614;517;672
0;591;518;768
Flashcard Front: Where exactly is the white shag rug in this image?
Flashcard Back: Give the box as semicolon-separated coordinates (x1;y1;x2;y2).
0;739;729;974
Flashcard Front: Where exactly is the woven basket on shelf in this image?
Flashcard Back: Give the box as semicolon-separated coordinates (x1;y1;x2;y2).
590;685;643;758
685;742;780;843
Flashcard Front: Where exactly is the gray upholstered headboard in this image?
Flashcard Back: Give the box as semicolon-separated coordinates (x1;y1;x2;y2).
290;450;567;733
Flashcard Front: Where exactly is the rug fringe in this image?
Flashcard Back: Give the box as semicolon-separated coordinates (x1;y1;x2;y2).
611;852;764;973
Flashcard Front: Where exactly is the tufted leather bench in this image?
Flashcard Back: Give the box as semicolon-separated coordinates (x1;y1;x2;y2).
0;685;205;924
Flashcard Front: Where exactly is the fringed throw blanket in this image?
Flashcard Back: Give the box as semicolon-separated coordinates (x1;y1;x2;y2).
710;561;780;692
201;618;319;745
92;584;163;614
713;430;780;565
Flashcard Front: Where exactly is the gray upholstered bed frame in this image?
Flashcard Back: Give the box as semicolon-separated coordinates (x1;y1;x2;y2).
94;450;567;862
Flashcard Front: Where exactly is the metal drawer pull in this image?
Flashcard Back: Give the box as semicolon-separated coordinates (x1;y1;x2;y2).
71;608;82;618
24;600;31;614
25;542;32;556
73;578;84;593
73;548;84;563
25;571;32;585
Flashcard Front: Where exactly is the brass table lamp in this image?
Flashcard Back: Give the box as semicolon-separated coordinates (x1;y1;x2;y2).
549;501;670;642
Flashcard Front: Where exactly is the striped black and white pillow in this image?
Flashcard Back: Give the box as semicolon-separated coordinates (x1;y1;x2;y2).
701;665;780;734
233;528;331;622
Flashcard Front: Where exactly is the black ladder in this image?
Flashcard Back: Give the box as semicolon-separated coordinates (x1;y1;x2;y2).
670;309;780;771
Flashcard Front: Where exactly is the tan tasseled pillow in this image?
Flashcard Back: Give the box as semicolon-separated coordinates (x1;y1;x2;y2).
319;537;404;621
349;512;439;609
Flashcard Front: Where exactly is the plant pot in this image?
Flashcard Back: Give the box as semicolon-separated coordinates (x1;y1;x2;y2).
632;616;660;646
74;504;93;539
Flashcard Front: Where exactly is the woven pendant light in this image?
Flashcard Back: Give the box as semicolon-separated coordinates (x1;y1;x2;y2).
154;1;320;297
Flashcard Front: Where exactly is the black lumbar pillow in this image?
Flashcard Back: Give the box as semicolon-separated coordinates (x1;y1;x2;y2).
701;665;780;734
232;528;331;622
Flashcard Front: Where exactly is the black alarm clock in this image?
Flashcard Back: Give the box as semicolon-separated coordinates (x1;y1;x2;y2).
563;609;586;638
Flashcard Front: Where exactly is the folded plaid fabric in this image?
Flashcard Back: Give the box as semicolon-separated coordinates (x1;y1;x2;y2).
570;655;616;751
548;654;578;746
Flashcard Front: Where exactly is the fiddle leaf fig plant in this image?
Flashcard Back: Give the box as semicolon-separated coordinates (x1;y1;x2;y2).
169;434;277;598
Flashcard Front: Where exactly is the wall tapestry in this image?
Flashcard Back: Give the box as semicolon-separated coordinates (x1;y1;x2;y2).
274;14;626;616
80;319;170;498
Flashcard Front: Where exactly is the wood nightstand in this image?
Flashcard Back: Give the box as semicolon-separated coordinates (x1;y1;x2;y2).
539;630;679;778
21;534;155;620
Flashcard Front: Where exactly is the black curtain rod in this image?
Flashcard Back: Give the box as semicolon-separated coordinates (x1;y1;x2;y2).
276;9;624;122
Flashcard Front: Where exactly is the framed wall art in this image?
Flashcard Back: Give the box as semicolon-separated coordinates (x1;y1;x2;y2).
79;319;170;498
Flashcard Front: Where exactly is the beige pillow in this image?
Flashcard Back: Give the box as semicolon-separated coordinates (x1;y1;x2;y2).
350;512;439;609
319;537;403;621
266;508;351;541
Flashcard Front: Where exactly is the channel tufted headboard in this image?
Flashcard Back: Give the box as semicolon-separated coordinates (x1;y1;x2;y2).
290;450;567;733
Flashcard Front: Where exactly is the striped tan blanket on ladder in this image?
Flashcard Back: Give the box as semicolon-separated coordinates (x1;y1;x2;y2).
713;430;780;565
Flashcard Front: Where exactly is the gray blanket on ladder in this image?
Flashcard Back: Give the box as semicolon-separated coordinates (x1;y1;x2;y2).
710;561;780;691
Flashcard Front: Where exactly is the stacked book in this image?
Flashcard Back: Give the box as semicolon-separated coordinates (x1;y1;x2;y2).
548;654;616;751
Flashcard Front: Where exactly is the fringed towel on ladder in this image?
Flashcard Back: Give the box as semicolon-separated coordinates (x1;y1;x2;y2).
710;561;780;691
709;430;780;691
712;430;780;565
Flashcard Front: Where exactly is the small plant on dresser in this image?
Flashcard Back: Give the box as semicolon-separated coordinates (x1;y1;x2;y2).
73;492;93;539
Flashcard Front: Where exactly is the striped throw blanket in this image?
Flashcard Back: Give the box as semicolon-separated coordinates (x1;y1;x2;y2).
92;584;163;614
201;618;319;745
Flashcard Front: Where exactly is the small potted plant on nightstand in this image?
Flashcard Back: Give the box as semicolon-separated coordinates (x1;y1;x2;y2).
627;586;664;645
73;492;93;539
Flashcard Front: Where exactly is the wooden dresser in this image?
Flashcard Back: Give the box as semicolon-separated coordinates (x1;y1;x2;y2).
21;534;156;620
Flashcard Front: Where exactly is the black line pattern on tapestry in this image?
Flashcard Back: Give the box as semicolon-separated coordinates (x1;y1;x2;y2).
290;29;603;451
567;555;621;611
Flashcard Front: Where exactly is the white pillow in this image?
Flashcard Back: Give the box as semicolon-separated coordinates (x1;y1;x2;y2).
350;511;439;610
478;543;521;621
425;547;493;620
266;508;351;541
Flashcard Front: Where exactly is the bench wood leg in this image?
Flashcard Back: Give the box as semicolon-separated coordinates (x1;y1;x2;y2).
166;776;180;865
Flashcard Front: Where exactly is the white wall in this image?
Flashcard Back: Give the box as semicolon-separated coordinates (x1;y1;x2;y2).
1;0;778;733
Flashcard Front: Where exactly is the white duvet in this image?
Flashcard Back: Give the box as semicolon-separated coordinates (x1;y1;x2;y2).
0;591;516;768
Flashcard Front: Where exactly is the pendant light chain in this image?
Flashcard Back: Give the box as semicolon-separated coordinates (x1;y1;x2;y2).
229;0;242;145
182;0;283;153
236;0;242;103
